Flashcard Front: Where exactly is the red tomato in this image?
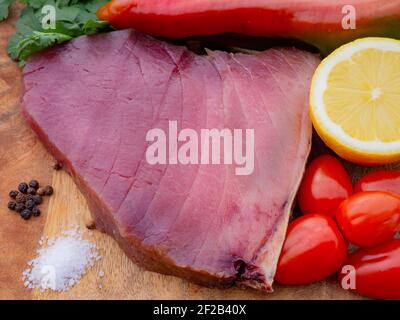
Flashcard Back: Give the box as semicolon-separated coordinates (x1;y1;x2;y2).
355;170;400;195
275;214;347;285
336;191;400;247
298;155;353;217
339;240;400;299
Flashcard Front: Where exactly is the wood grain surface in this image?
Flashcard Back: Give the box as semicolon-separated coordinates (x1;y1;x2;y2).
0;2;54;300
31;170;360;300
0;3;396;300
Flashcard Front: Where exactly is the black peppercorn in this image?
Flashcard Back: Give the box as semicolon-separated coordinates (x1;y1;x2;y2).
15;193;27;203
53;161;62;171
28;180;39;190
7;201;16;211
32;207;41;217
25;199;35;210
15;203;25;213
9;190;18;199
32;195;43;205
20;209;32;220
37;188;46;196
18;182;29;194
27;187;36;195
43;185;54;196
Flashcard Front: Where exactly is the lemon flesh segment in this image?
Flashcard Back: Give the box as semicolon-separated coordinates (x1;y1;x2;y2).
325;48;400;143
311;38;400;164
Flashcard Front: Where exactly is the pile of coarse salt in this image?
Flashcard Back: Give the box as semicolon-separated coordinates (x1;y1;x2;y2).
22;227;101;292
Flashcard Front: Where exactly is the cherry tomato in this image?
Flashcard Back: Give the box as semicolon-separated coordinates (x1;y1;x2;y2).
336;191;400;247
355;170;400;195
275;214;347;285
339;240;400;299
298;155;353;217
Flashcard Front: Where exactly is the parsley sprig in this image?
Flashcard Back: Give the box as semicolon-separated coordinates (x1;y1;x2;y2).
0;0;13;20
7;0;112;65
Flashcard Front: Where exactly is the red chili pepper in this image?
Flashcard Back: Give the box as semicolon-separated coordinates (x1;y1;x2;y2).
97;0;400;54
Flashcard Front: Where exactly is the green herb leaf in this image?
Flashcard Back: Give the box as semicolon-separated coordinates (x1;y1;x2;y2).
0;0;13;21
7;0;112;65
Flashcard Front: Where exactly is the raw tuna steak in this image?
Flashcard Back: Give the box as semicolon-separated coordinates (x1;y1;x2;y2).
22;30;319;291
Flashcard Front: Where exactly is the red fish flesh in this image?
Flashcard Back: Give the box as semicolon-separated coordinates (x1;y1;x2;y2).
22;30;319;291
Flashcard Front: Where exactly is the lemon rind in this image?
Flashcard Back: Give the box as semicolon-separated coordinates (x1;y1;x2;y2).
310;37;400;158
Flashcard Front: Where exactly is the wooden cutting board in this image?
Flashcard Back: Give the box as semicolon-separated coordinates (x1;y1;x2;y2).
30;169;360;300
2;3;395;300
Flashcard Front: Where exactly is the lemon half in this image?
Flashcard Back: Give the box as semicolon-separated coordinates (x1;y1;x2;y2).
310;37;400;165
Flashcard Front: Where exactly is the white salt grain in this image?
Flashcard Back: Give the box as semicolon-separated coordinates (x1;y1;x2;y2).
22;228;101;292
